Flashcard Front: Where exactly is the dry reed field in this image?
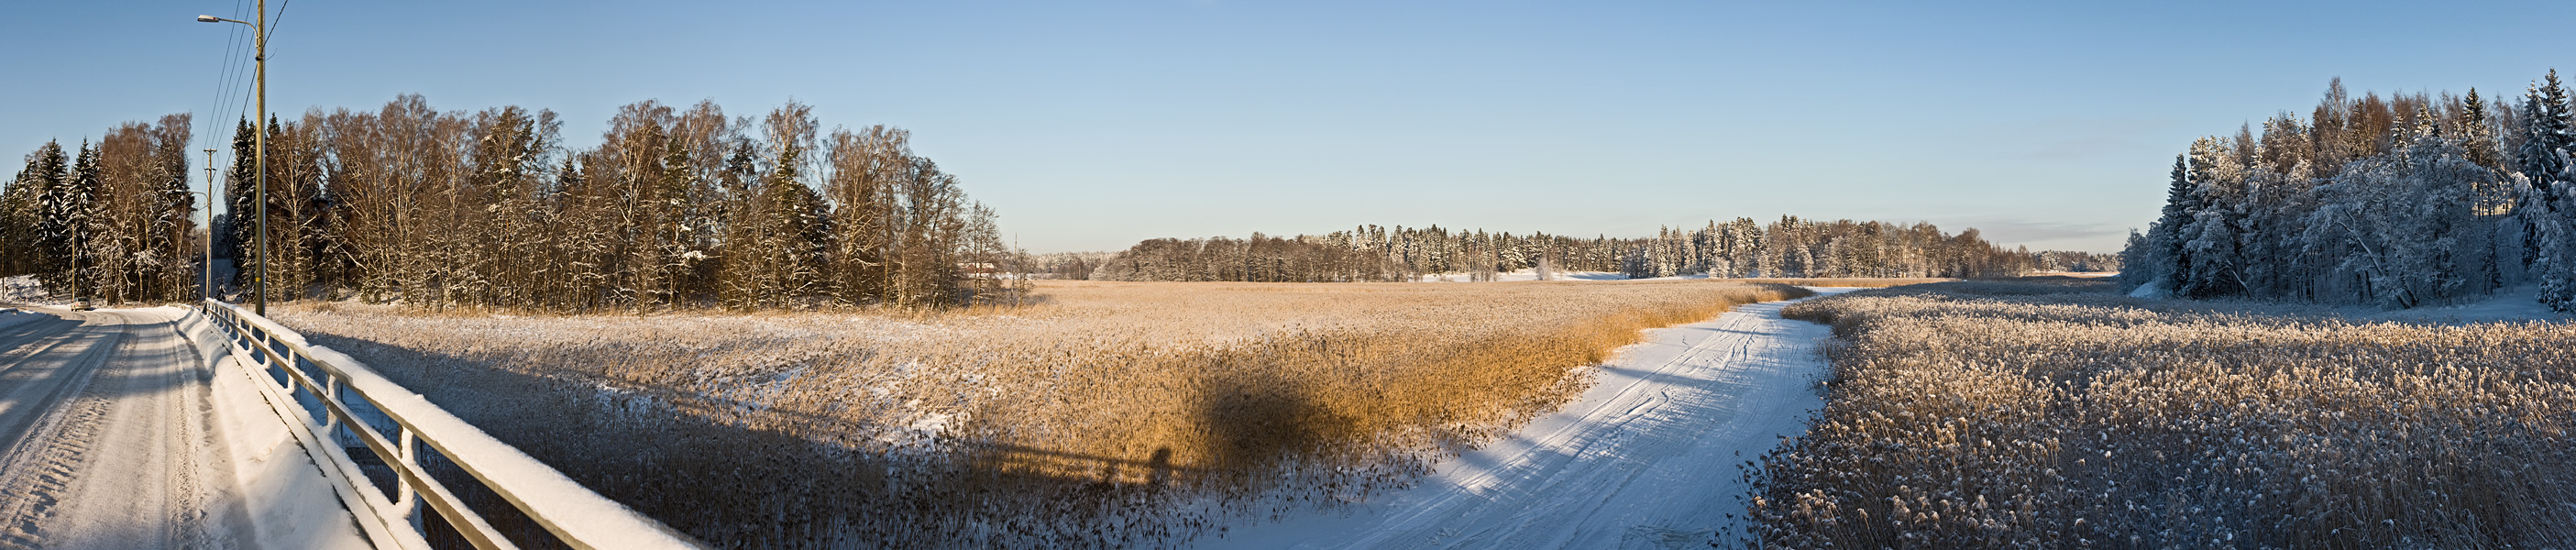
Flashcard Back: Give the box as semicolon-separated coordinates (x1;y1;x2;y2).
268;279;1809;548
1750;278;2576;548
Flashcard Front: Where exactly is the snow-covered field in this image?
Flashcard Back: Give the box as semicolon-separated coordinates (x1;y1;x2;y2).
1412;269;1958;288
261;280;1811;547
1415;270;1636;282
1202;289;1849;549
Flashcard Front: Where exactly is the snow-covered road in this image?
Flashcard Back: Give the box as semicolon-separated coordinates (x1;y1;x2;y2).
0;306;363;549
1200;289;1848;550
0;307;251;548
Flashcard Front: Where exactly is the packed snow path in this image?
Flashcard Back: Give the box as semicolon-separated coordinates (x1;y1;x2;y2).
1201;289;1850;550
0;306;360;549
0;307;247;548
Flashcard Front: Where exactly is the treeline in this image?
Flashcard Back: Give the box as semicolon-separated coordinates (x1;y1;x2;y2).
1086;216;2042;282
0;116;200;304
1027;251;1116;280
2035;250;2120;272
2121;74;2576;309
1;94;1019;311
1617;217;2037;280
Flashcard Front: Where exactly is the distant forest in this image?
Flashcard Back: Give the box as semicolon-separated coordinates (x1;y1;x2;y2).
2124;72;2576;310
1073;217;2110;282
0;95;2133;306
0;95;1019;311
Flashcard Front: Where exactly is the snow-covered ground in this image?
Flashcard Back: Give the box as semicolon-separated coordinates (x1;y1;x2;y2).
2129;280;2572;324
176;307;379;549
1415;270;1637;282
0;275;64;306
2361;285;2574;324
1196;288;1850;550
0;309;42;334
202;301;703;549
0;307;253;548
1413;269;1726;282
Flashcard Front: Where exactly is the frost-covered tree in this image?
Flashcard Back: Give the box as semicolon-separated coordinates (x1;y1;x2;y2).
2520;71;2574;207
2123;154;2196;294
2128;76;2558;309
2305;114;2489;307
3;142;69;282
2177;137;2249;298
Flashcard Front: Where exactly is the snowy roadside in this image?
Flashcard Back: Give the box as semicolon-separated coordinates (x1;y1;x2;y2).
196;301;704;548
171;307;374;549
2356;285;2574;324
0;308;41;333
1195;289;1850;549
0;275;68;306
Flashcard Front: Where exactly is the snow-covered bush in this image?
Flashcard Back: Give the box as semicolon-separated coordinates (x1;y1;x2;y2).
1750;279;2576;548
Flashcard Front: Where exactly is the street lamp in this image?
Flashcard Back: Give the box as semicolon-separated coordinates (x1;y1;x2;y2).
199;6;267;315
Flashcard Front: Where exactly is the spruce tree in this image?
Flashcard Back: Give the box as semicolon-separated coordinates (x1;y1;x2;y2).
2179;137;2248;298
1;143;68;278
2464;88;2505;170
57;142;101;300
2130;153;2197;293
223;117;259;289
24;142;69;290
0;160;30;276
2520;71;2574;205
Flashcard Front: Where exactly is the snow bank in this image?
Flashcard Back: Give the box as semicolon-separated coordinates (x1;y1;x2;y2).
205;301;706;549
172;306;375;549
2364;285;2573;324
0;275;69;305
2126;278;2173;299
0;307;42;333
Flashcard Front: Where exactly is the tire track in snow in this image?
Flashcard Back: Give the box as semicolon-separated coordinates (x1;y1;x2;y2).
0;315;87;378
1200;289;1850;550
0;308;246;550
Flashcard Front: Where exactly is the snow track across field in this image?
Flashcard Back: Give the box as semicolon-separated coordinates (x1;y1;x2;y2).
1200;289;1850;550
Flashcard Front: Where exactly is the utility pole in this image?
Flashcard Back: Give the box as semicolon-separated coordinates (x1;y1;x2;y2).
199;0;267;314
204;148;216;302
68;218;77;307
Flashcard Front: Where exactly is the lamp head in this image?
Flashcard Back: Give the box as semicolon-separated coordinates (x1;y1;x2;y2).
196;15;221;23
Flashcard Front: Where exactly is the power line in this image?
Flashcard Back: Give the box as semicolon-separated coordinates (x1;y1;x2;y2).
265;0;293;47
204;0;256;222
200;0;250;234
202;0;245;154
204;0;250;163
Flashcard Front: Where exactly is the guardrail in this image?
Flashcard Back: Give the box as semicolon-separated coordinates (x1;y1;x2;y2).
200;299;705;550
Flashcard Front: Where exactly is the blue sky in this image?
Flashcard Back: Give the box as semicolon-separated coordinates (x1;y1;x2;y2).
6;1;2575;253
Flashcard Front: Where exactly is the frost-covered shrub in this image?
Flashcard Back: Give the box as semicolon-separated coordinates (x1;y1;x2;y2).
1751;280;2576;549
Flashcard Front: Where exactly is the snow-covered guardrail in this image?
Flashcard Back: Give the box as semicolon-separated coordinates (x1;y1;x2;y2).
201;299;705;550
